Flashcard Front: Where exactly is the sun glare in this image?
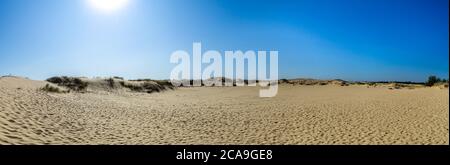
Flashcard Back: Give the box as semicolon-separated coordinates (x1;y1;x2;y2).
87;0;129;12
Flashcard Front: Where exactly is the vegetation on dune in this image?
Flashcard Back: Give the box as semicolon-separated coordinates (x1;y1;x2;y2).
122;79;174;93
153;80;174;88
41;75;448;94
129;79;174;90
46;76;88;91
279;79;289;84
426;75;448;87
41;84;68;93
45;76;175;94
105;78;116;88
426;76;439;86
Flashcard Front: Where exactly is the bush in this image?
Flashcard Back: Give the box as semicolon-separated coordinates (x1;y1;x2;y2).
46;76;64;84
46;76;88;91
120;80;173;93
119;81;125;86
41;84;66;93
279;79;289;84
393;83;405;89
106;78;115;88
340;82;349;86
126;79;174;90
130;79;153;82
154;80;174;89
121;82;145;92
426;76;439;86
142;82;163;93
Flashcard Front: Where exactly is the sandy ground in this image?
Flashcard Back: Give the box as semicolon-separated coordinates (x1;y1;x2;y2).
0;76;448;145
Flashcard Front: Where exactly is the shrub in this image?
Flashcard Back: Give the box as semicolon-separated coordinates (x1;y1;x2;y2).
41;84;66;93
66;78;87;91
279;79;289;84
46;76;88;91
142;82;162;93
106;78;115;88
340;82;349;86
120;80;173;93
154;80;174;89
46;76;64;84
121;82;146;92
426;76;439;86
130;79;153;82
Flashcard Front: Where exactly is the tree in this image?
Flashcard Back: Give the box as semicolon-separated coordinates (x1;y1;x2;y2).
426;75;439;86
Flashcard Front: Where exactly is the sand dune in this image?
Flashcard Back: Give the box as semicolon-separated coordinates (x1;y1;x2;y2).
0;76;448;144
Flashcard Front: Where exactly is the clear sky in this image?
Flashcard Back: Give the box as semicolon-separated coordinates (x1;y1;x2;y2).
0;0;448;82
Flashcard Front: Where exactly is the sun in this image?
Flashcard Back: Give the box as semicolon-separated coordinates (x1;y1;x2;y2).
87;0;129;12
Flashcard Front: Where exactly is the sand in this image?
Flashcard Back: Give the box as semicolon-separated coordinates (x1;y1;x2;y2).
0;76;448;144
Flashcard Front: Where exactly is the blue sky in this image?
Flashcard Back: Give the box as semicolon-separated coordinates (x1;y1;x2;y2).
0;0;448;82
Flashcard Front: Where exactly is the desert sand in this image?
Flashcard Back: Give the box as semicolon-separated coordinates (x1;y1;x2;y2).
0;76;448;145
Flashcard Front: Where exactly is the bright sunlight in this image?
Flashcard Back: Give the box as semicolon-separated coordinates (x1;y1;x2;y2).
87;0;129;12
